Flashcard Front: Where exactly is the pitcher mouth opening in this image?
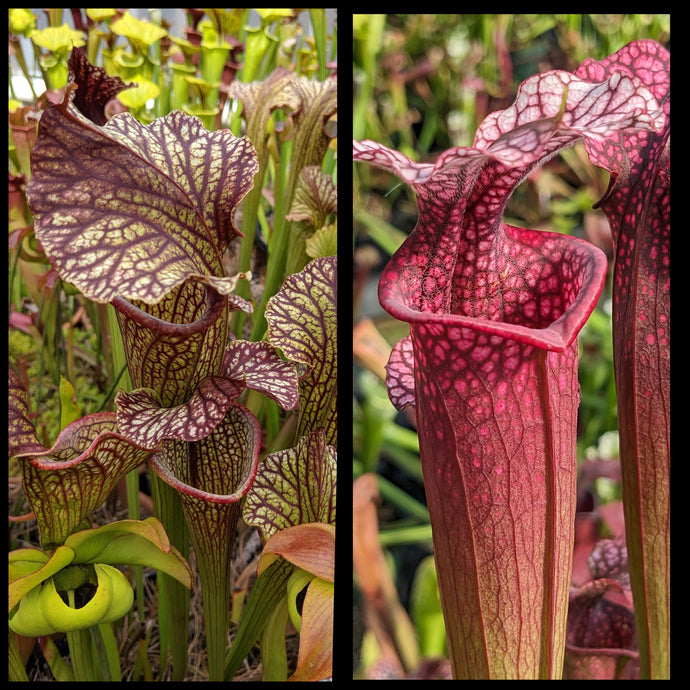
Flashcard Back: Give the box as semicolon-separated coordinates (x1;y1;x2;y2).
111;282;227;337
380;298;575;352
147;405;260;503
379;227;607;353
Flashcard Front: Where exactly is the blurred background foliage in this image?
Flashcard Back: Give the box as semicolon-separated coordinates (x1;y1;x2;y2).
352;14;669;679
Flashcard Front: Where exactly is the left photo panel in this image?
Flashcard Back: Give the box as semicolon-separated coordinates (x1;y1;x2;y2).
9;8;337;682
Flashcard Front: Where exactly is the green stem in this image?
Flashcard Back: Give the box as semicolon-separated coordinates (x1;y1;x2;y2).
229;179;264;338
132;628;154;681
249;143;289;342
243;388;265;427
229;9;250;134
264;397;281;446
9;36;38;101
91;622;122;681
260;595;289;680
188;504;242;681
378;524;433;547
200;42;230;108
242;26;270;84
309;9;327;81
31;43;50;95
224;558;293;680
8;631;29;681
103;302;132;390
103;302;146;621
66;628;90;681
353;14;385;141
9;234;24;317
150;471;190;681
284;220;310;277
126;468;146;620
171;63;196;112
266;411;298;454
65;317;75;392
65;591;99;680
148;9;164;119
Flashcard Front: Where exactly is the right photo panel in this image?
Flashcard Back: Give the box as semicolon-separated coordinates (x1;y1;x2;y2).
352;13;670;681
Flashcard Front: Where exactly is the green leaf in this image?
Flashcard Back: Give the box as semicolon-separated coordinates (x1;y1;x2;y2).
33;563;133;633
286;166;337;229
306;222;337;259
224;558;293;680
8;547;49;569
260;595;289;680
410;555;446;658
9;583;55;637
59;376;82;430
265;256;337;444
62;518;192;589
243;430;336;540
286;567;314;632
9;545;75;611
40;636;76;681
84;534;192;589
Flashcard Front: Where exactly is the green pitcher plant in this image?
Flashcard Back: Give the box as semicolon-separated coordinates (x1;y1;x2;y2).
9;519;192;639
28;22;87;90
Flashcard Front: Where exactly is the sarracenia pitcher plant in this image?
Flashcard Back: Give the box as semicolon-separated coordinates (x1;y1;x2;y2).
574;41;670;679
9;366;193;681
17;48;303;681
353;39;668;679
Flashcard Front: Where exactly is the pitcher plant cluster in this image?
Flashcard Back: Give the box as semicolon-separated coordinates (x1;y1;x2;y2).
354;39;668;680
9;9;336;682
